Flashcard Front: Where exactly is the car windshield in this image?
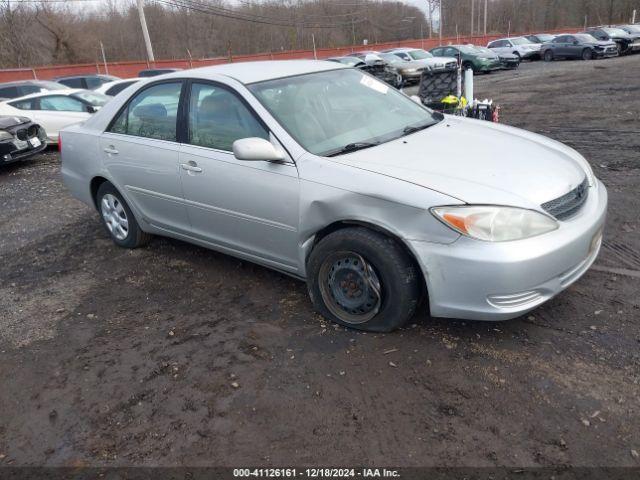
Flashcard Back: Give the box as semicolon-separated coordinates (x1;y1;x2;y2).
458;45;479;54
537;34;555;41
249;68;441;156
333;57;362;66
72;90;110;106
575;34;597;42
603;27;627;36
378;53;403;63
511;37;530;45
408;49;433;60
39;81;67;90
474;46;494;54
623;25;640;33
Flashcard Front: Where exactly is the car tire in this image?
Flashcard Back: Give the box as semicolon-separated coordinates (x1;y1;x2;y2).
582;48;593;60
306;227;422;332
544;50;554;62
96;182;151;248
462;61;474;72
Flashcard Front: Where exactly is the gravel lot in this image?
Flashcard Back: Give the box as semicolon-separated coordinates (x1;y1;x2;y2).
1;55;639;469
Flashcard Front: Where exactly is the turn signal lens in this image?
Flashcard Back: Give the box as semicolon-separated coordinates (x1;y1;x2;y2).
431;205;558;242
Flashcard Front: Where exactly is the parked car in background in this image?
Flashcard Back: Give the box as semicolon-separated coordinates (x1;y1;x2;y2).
326;56;366;67
0;115;47;166
138;68;183;77
0;89;109;143
487;36;542;59
61;60;606;332
584;27;640;54
525;33;556;44
382;48;458;72
95;78;142;97
430;44;502;73
541;34;618;61
329;54;403;87
618;24;640;36
0;80;66;100
377;52;427;83
54;74;120;90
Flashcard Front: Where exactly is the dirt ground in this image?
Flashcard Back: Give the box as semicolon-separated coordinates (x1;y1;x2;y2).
1;55;639;469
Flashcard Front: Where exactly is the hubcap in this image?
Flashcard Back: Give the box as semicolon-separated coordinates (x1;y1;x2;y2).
100;193;129;241
318;252;382;324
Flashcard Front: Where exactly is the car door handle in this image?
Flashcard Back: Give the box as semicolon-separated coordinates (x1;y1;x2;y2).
181;162;202;173
103;146;119;155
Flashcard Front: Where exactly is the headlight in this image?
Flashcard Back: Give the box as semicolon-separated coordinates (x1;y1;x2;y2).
404;68;417;72
431;205;558;242
0;130;14;141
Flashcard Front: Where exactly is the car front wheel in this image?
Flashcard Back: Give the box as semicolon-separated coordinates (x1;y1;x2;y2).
582;48;593;60
96;182;151;248
544;50;554;62
307;227;422;332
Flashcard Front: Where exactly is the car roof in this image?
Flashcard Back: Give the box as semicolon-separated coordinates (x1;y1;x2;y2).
159;60;345;84
3;88;83;103
0;80;62;87
54;74;117;80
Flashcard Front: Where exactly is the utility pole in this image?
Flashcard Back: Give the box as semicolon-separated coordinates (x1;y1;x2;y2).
136;0;155;62
100;41;109;75
483;0;487;35
439;0;443;45
609;0;614;24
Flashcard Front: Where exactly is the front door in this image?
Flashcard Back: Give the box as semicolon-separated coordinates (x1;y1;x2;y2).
178;81;300;272
100;81;191;234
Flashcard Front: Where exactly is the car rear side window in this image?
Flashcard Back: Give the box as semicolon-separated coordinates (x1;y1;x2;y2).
0;86;19;98
106;81;135;96
187;82;268;152
58;78;84;88
9;98;34;110
40;95;86;112
109;82;182;142
86;77;105;89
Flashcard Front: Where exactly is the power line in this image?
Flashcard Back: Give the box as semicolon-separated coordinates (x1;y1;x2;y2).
159;0;366;28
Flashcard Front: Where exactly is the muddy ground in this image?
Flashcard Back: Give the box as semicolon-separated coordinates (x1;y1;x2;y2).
1;55;639;469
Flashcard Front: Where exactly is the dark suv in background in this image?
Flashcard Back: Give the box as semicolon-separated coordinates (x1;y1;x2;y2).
54;74;120;90
0;80;66;100
541;33;619;61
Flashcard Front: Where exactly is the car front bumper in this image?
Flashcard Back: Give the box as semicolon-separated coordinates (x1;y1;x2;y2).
521;50;540;59
0;128;48;165
410;179;608;321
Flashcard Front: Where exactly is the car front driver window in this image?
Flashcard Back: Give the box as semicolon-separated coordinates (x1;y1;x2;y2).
188;82;268;152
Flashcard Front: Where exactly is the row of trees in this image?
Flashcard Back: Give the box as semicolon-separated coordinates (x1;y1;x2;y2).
0;0;637;69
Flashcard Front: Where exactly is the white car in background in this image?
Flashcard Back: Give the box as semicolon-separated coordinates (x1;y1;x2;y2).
0;89;108;143
487;36;542;59
382;48;458;72
95;78;142;97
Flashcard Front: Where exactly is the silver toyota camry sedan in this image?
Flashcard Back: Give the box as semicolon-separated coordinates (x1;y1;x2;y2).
61;60;607;332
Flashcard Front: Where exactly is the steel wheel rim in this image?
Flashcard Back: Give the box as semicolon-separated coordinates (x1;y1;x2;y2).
100;194;129;241
318;251;382;324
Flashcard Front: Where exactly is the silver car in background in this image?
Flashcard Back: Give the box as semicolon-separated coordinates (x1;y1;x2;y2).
61;61;607;332
487;36;543;59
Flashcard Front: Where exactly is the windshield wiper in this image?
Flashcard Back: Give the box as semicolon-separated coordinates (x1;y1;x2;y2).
324;142;380;157
402;122;436;136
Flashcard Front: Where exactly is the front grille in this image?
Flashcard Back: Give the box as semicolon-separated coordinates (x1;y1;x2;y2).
541;177;589;220
445;61;457;70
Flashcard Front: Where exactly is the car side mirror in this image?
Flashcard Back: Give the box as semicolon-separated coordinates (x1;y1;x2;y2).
233;137;285;162
573;41;579;45
86;105;98;113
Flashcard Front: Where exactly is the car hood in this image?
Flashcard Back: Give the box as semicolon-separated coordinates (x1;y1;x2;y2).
416;56;457;68
329;116;588;208
0;115;29;129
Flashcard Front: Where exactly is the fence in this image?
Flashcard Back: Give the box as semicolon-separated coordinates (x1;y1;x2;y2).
0;27;581;83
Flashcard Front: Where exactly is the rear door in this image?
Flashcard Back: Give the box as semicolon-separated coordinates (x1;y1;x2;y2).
178;80;300;270
100;80;191;234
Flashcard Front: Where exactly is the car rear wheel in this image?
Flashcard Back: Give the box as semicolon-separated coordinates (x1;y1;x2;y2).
96;182;151;248
582;48;593;60
544;50;554;62
307;227;422;332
